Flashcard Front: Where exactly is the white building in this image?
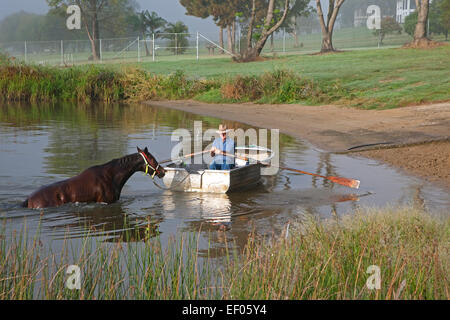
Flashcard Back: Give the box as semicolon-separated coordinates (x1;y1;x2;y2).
396;0;417;23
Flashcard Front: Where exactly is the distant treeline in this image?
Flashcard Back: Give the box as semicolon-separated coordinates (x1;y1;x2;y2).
0;11;139;43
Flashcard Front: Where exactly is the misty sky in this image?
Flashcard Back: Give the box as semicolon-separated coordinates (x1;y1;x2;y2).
0;0;217;34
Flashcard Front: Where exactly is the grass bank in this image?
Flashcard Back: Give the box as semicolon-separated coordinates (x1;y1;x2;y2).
134;45;450;109
1;45;449;108
0;52;343;106
1;206;448;300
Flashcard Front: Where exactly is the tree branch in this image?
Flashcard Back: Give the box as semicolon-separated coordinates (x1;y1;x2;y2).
265;0;290;36
315;0;328;35
328;0;345;33
265;0;276;29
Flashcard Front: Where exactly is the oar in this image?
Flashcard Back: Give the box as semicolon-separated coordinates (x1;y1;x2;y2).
159;150;210;165
220;151;360;189
275;165;360;189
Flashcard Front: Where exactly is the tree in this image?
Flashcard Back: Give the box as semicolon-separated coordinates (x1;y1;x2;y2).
130;10;166;56
180;0;241;54
237;0;291;61
373;16;402;45
47;0;138;60
405;0;449;41
430;0;449;40
180;0;291;61
163;21;189;54
315;0;346;53
281;0;313;48
440;0;450;40
131;11;151;56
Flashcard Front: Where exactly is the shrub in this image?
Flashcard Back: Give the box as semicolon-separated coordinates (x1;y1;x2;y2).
404;11;418;37
220;70;343;104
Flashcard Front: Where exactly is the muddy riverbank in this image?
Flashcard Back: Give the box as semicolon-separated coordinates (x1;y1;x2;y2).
145;100;450;188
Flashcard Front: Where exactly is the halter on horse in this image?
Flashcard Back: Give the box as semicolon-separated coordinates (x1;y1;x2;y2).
23;147;165;209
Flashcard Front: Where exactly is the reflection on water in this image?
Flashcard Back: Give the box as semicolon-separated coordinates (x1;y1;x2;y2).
0;102;449;257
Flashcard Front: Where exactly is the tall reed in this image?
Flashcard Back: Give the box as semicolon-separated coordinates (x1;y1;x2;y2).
1;206;447;300
0;52;124;103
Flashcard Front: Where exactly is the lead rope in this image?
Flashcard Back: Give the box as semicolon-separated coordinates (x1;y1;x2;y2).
151;172;190;191
139;152;193;191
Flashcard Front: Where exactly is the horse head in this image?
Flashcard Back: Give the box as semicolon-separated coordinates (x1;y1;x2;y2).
137;146;165;179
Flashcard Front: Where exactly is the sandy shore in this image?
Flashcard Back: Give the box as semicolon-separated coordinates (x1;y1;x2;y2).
145;100;450;187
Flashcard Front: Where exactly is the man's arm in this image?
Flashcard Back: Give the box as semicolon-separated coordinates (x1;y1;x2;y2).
210;138;222;156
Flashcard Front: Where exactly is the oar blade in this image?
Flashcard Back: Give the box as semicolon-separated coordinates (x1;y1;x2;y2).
329;176;360;189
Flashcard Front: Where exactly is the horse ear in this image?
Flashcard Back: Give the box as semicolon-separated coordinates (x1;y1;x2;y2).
137;146;142;153
144;147;148;153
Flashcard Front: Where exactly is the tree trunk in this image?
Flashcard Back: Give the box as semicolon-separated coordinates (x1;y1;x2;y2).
93;12;101;60
219;26;224;54
292;14;300;48
86;21;100;61
291;15;299;47
81;1;100;61
246;0;257;52
235;0;290;62
227;24;233;53
321;31;333;52
143;34;150;56
414;0;429;41
406;0;434;47
292;31;299;48
231;20;236;54
316;0;345;53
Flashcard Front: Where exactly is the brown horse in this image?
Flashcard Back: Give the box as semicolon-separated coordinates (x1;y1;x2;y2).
23;147;165;209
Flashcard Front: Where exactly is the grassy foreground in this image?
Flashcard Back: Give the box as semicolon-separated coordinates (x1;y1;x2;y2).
1;207;448;300
1;45;449;108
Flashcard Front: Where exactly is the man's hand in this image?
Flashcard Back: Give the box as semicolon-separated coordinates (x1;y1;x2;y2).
211;147;223;157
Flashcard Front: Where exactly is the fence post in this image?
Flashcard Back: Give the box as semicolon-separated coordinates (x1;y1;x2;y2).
175;33;178;56
61;40;64;65
137;36;140;62
196;31;199;61
283;28;286;53
100;39;102;62
152;33;155;62
24;41;27;64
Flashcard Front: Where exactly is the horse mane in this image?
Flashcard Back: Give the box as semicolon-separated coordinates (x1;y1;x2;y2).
115;153;141;169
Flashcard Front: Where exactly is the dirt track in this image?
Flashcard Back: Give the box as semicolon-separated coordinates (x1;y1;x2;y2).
146;100;450;187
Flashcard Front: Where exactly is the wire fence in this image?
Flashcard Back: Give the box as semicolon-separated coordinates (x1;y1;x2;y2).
0;27;445;66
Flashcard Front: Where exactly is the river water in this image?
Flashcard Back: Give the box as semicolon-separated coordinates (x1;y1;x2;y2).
0;102;449;256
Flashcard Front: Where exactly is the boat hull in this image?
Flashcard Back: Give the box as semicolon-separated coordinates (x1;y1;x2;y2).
162;163;262;193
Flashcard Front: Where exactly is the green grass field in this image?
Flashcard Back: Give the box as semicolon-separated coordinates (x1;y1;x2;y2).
2;43;449;109
131;45;450;109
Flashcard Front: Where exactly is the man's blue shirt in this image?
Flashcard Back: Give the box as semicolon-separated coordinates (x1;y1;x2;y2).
212;137;235;164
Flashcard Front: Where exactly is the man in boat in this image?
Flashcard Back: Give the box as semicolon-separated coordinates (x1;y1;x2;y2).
209;124;235;170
